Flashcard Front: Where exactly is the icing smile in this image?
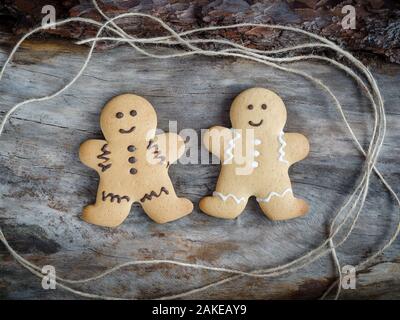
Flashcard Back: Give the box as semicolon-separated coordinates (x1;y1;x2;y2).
248;119;263;127
119;126;136;134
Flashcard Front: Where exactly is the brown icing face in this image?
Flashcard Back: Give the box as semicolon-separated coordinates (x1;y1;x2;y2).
230;88;287;134
100;94;157;142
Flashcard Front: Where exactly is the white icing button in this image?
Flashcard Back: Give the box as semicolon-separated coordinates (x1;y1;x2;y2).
254;139;261;145
254;150;260;157
252;161;259;168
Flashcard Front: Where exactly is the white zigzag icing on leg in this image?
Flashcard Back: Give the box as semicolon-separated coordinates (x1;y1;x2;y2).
278;130;289;164
223;129;241;164
213;191;246;204
256;188;292;203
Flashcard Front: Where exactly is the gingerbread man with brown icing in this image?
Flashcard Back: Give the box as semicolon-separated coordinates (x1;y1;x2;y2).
79;94;193;227
200;88;310;220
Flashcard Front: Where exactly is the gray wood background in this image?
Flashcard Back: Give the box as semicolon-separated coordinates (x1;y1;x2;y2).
0;31;399;299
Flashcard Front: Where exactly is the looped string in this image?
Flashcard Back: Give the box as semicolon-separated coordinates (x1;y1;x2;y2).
0;0;398;300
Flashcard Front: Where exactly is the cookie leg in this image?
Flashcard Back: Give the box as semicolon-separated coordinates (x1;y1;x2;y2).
140;187;193;223
257;189;308;220
81;189;133;228
199;194;248;219
199;166;250;219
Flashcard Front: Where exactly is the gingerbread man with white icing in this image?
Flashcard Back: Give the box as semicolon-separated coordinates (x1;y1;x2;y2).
79;94;193;227
200;88;310;220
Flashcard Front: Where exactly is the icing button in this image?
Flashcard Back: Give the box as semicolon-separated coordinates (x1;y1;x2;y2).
127;145;136;152
252;161;259;168
130;168;138;175
254;150;260;157
254;139;261;145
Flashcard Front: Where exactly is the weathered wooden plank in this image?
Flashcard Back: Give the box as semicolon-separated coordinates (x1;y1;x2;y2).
1;0;399;64
0;33;399;299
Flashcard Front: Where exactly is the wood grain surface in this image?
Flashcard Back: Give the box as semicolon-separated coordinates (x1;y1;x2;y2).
0;30;399;299
2;0;400;64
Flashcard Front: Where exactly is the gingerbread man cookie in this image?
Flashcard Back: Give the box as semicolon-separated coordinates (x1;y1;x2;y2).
200;88;309;220
79;94;193;227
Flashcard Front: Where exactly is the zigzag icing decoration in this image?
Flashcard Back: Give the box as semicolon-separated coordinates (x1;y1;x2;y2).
256;188;292;203
223;129;241;164
213;191;246;204
278;131;289;164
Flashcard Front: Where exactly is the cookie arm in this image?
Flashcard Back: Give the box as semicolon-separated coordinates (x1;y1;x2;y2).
79;139;108;173
155;133;186;164
203;126;231;161
284;133;310;165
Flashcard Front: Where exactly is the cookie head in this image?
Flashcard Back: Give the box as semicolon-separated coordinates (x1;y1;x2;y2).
100;94;157;142
230;88;287;133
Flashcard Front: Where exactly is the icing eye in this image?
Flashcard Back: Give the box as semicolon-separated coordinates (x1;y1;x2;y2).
130;110;137;117
116;112;124;119
247;104;254;110
261;104;267;110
